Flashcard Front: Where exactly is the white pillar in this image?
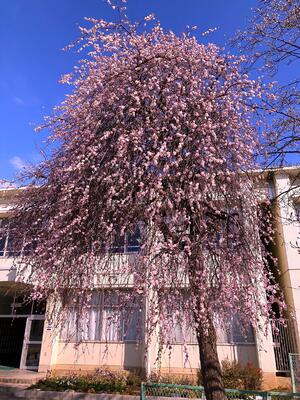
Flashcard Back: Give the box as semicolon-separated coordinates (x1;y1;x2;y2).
255;322;277;373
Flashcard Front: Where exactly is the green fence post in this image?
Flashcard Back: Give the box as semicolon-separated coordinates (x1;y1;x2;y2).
140;382;145;400
289;353;296;393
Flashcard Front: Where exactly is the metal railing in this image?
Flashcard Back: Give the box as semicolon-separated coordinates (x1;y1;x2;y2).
140;382;300;400
272;320;298;374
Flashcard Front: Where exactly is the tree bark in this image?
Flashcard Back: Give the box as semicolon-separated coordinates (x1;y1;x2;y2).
196;316;225;400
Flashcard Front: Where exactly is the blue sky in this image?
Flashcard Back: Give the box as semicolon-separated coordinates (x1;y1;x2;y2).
0;0;260;181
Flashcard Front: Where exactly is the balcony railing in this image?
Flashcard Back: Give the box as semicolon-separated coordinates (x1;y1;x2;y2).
272;319;298;374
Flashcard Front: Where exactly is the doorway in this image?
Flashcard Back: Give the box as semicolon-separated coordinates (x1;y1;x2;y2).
0;317;26;368
0;291;46;370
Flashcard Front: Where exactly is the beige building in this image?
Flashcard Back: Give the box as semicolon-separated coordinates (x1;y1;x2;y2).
0;166;300;389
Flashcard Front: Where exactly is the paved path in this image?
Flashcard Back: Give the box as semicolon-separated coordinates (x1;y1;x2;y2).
0;393;27;399
0;369;45;384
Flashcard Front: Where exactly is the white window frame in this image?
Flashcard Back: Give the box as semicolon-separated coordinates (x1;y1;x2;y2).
20;315;45;370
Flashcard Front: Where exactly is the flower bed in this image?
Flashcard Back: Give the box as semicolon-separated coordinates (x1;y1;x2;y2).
30;370;141;395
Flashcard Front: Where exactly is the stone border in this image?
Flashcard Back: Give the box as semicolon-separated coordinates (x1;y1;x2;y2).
0;386;140;400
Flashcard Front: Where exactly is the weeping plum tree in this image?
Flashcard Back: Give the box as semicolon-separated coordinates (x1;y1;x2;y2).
9;5;284;400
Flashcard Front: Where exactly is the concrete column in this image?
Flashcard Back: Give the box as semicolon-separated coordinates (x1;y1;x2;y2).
273;172;300;350
255;322;277;373
38;299;60;373
143;287;160;377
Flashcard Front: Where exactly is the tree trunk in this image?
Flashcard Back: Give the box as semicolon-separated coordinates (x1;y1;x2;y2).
196;316;225;400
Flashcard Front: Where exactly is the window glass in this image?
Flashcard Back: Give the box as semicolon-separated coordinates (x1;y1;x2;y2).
231;316;255;343
32;301;46;315
60;291;140;342
168;314;254;344
13;297;33;315
25;344;41;367
127;226;141;253
168;321;199;344
102;308;122;341
123;308;140;341
0;236;6;256
91;292;102;306
87;307;101;341
295;203;300;222
23;239;37;256
110;235;125;254
0;219;8;256
216;325;230;343
172;322;184;343
0;219;22;257
110;224;142;254
29;320;44;341
61;308;77;341
6;234;21;257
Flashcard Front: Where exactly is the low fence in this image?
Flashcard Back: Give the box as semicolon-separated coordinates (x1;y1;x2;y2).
289;353;300;392
272;320;298;374
140;382;300;400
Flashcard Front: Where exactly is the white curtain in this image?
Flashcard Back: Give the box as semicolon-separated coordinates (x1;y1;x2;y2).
101;308;122;341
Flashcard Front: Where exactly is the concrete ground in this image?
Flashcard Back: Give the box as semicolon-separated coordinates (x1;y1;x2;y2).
0;368;45;384
0;370;140;399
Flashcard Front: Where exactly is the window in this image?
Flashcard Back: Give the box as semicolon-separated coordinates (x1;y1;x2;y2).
0;219;22;257
217;315;255;344
61;291;141;342
295;203;300;222
0;219;8;256
110;225;142;254
168;315;254;345
166;319;197;344
231;317;254;343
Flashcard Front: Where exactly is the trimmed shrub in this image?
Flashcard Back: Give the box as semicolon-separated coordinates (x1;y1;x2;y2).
149;371;196;385
198;360;263;390
241;362;263;390
30;369;141;394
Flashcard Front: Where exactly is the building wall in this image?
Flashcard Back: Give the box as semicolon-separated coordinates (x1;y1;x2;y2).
0;169;300;390
0;258;16;282
53;342;144;371
149;343;258;371
41;336;259;375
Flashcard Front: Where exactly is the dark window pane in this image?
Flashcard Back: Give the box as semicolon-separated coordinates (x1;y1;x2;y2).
0;219;8;256
32;301;46;315
25;344;41;367
231;316;254;343
0;237;6;256
23;240;37;256
29;320;44;341
13;298;33;315
110;235;125;253
6;234;21;257
127;226;141;253
123;308;140;341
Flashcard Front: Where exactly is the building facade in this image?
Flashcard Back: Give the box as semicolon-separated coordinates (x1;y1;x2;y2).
0;166;300;389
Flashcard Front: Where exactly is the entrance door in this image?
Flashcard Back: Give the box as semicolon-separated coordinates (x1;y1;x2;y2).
20;316;45;370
